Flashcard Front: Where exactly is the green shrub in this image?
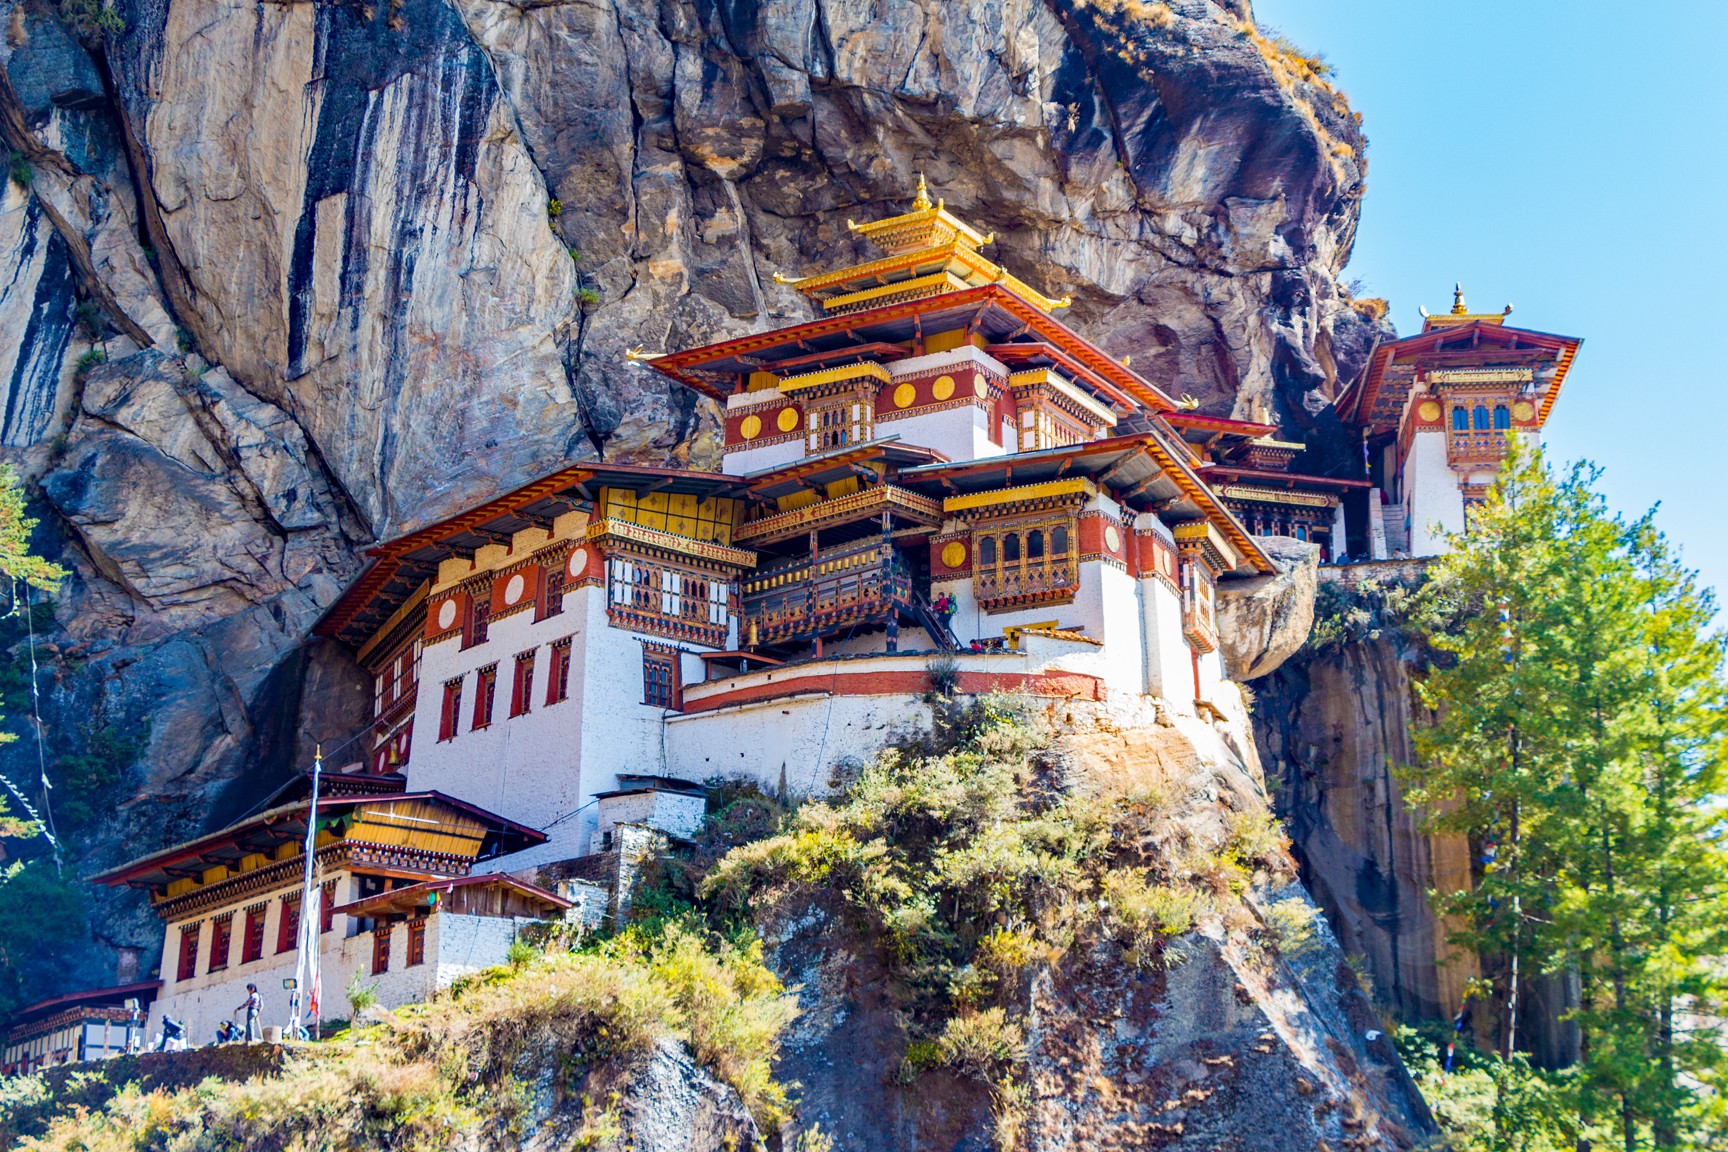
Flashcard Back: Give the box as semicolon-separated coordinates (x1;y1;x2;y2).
506;938;538;969
1261;895;1321;960
575;286;602;308
56;0;124;40
547;198;563;218
935;1007;1024;1077
21;918;797;1148
8;151;30;190
344;970;379;1016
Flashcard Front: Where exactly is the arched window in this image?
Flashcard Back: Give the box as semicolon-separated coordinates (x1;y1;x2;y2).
1494;405;1511;429
1003;533;1021;563
1027;530;1044;559
1051;526;1069;555
1452;407;1469;431
979;537;996;567
1473;405;1490;430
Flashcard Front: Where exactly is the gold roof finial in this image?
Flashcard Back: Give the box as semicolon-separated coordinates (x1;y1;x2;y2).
911;172;932;211
1451;282;1468;315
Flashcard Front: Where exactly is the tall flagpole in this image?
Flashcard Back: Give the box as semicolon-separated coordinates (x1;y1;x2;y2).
289;744;323;1040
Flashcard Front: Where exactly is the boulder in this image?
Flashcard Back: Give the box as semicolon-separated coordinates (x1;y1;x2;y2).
1216;536;1320;680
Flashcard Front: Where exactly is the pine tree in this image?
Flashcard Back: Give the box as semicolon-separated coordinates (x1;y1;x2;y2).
1407;445;1728;1150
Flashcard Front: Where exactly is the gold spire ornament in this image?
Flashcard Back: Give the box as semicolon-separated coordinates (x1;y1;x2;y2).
1451;283;1468;315
911;172;933;211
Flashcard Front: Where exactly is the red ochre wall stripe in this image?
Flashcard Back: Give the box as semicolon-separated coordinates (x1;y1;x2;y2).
680;668;1105;715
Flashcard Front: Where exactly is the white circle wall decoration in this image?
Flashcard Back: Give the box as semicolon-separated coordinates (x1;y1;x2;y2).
567;547;588;579
504;573;526;606
973;372;990;397
436;599;457;630
1104;525;1123;552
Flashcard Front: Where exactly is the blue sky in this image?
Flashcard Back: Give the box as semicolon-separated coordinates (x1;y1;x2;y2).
1253;0;1727;601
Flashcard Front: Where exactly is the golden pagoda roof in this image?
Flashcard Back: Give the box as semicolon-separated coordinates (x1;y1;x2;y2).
775;175;1072;315
1420;284;1514;331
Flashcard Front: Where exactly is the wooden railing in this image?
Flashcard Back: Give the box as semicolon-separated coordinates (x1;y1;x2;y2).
741;547;910;646
973;558;1079;610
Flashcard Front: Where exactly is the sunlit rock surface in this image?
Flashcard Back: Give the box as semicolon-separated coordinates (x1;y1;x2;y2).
0;0;1397;1050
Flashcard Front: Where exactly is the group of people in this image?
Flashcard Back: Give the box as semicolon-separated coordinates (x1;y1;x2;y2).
150;983;264;1051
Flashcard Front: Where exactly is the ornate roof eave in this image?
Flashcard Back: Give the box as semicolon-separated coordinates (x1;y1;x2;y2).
1339;319;1582;435
650;284;1176;413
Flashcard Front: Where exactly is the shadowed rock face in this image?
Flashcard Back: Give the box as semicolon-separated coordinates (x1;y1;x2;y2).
1251;618;1479;1027
0;0;1387;1006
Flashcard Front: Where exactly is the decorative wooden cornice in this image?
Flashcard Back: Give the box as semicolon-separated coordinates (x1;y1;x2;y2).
585;519;757;569
735;485;943;546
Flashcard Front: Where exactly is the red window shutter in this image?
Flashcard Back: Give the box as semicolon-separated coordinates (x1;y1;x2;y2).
209;914;232;971
511;651;534;717
276;897;301;954
177;924;200;981
242;907;266;963
547;640;572;705
536;560;564;621
439;678;462;741
406;919;426;967
473;666;497;729
372;925;393;975
320;881;336;934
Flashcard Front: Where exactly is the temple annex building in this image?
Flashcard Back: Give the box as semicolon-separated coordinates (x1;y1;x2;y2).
7;181;1581;1065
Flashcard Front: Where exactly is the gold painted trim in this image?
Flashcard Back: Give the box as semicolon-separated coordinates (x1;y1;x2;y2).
943;478;1097;513
585;519;758;568
775;361;893;393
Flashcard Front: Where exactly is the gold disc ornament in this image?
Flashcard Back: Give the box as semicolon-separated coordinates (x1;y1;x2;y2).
740;414;762;440
973;372;990;397
1512;400;1535;421
1417;400;1442;423
894;382;917;409
941;541;967;569
932;374;955;401
777;407;800;433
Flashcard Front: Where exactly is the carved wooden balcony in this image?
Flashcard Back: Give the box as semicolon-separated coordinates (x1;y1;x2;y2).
741;547;911;647
973;558;1079;612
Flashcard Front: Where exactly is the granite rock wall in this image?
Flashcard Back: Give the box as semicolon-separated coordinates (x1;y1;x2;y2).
0;0;1390;1003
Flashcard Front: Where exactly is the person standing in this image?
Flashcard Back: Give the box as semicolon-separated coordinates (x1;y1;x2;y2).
236;983;261;1042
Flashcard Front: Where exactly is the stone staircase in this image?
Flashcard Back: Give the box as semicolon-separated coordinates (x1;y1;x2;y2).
1382;501;1409;557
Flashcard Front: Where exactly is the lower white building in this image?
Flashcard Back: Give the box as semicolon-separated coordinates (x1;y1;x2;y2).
91;778;565;1045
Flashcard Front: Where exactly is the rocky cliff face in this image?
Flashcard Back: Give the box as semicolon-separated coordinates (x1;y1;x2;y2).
1250;570;1477;1028
0;0;1386;998
766;696;1435;1152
